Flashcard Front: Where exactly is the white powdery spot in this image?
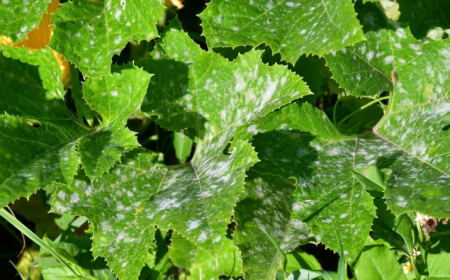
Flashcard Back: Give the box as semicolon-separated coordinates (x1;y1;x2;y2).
100;220;112;232
188;220;200;231
286;1;299;7
111;91;118;97
157;197;181;211
114;36;122;45
340;213;349;219
247;124;260;134
115;10;122;20
197;231;207;242
384;55;394;65
395;201;407;207
70;193;80;203
116;231;127;243
58;191;66;200
366;51;374;61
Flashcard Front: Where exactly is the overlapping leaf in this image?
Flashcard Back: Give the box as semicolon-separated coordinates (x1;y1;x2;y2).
50;18;311;278
135;19;310;256
169;232;243;279
0;0;50;42
355;244;407;280
200;0;365;63
51;150;163;280
50;0;165;77
235;103;377;263
0;45;150;207
234;172;310;280
238;92;450;264
325;2;450;98
325;2;450;217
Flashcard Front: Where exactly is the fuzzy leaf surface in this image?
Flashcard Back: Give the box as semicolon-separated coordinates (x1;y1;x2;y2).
234;172;296;280
236;103;377;263
325;2;450;98
0;0;50;42
78;68;151;179
0;46;150;207
132;19;310;256
325;2;450;217
51;150;163;280
169;232;243;278
50;18;310;279
238;100;450;263
50;0;165;77
200;0;365;63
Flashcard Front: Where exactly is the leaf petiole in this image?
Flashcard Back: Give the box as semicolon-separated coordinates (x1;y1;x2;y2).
337;96;390;129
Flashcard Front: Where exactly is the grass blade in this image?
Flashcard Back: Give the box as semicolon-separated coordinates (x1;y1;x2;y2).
0;208;82;279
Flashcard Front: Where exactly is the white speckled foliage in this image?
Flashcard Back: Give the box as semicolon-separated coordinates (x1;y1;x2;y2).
237;98;450;263
51;19;310;278
234;172;312;280
3;0;450;279
50;0;165;77
0;45;150;208
325;1;450;98
326;2;450;216
0;0;51;42
51;150;164;280
200;0;365;63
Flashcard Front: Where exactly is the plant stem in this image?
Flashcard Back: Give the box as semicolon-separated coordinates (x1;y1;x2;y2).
337;96;390;128
0;208;82;279
333;98;340;127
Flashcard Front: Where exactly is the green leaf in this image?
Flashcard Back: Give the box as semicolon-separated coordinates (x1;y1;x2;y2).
325;2;450;218
0;45;150;206
199;0;365;63
132;19;311;255
397;0;450;39
0;46;86;207
50;0;165;77
78;68;151;179
428;231;450;278
52;18;310;278
234;172;295;279
372;198;414;254
278;269;337;280
0;0;50;42
283;251;322;273
236;103;377;263
173;131;193;164
324;2;395;97
354;245;407;280
326;1;450;99
169;232;243;278
51;150;162;280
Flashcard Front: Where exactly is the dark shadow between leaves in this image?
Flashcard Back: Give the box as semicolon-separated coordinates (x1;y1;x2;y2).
0;54;68;121
248;130;318;185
